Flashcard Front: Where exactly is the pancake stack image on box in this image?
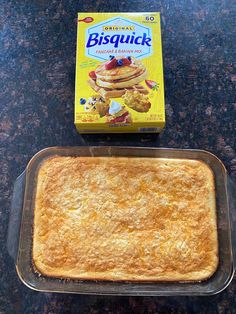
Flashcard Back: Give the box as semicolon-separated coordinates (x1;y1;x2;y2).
88;56;149;99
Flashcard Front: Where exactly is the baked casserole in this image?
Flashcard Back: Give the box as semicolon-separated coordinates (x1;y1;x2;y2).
33;157;218;281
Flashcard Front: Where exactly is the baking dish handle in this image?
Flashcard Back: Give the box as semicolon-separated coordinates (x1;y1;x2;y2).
228;176;236;269
7;171;26;262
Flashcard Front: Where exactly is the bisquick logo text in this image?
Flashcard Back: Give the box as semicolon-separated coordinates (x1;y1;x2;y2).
86;32;152;49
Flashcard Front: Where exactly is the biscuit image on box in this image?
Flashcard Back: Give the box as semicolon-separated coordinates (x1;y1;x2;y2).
88;56;149;99
122;90;151;112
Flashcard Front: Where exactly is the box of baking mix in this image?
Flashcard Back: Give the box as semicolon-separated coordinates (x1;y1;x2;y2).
75;12;165;133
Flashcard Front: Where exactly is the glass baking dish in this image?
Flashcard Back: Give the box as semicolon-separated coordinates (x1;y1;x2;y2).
7;146;236;296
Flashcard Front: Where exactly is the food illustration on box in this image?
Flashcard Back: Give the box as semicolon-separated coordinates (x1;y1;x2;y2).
75;13;165;133
88;56;149;100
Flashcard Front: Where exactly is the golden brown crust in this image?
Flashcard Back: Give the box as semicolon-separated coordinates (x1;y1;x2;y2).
33;157;218;281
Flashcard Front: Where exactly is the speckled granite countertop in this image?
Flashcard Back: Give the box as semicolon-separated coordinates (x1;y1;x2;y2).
1;0;236;313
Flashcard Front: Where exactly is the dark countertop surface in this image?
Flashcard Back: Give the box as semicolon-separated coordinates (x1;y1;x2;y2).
1;0;235;313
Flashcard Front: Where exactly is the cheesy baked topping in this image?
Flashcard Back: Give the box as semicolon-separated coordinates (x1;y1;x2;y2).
33;157;218;281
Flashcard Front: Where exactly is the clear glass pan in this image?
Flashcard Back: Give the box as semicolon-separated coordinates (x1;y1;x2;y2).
7;146;236;295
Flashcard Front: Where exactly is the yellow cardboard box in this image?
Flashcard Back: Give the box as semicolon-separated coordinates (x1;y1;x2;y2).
75;12;165;133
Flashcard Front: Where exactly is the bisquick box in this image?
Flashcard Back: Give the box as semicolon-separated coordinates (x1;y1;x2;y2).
75;12;165;133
